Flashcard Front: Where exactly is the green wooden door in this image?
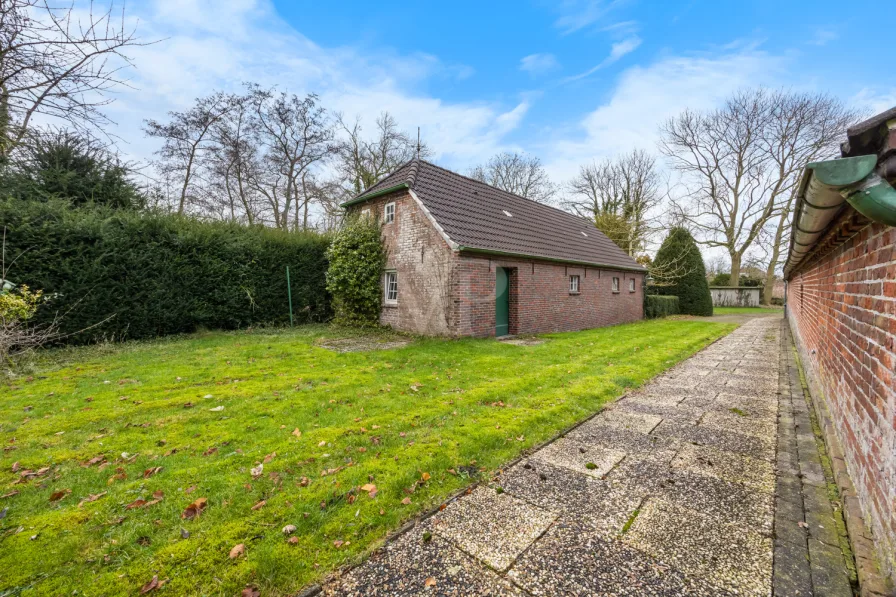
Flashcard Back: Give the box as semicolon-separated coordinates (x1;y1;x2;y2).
495;267;509;337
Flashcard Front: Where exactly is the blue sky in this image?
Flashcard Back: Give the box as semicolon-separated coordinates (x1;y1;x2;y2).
110;0;893;183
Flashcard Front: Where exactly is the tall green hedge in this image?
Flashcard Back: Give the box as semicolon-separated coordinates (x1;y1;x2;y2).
1;198;331;343
652;227;713;316
645;295;680;319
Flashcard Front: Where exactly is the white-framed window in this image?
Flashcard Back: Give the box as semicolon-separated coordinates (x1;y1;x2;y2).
612;277;620;292
569;275;580;294
384;271;398;304
384;202;395;224
629;278;636;292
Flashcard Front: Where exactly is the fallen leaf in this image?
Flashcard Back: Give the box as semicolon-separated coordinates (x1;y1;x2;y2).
139;575;160;594
181;497;208;520
421;472;431;482
360;483;377;493
299;476;309;487
425;577;437;587
126;499;148;510
11;462;19;472
333;540;344;548
282;524;296;535
49;490;69;502
185;485;197;494
229;543;245;559
251;500;266;511
292;428;302;437
180;528;190;539
318;440;326;447
241;587;260;597
203;447;218;457
250;464;263;479
263;452;276;464
287;536;299;545
209;406;224;412
143;466;163;478
401;497;411;505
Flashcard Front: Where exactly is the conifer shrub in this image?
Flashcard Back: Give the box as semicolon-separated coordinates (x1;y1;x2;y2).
651;227;713;316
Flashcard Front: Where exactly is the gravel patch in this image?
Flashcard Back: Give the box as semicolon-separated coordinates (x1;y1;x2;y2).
316;337;412;353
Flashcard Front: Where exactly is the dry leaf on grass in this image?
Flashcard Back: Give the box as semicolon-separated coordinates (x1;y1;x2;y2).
241;587;260;597
181;497;208;520
143;467;162;478
282;524;296;535
139;575;160;594
288;536;299;545
401;497;411;505
251;500;266;511
49;489;70;502
250;464;263;479
229;543;245;559
263;452;276;464
420;472;431;482
292;428;302;437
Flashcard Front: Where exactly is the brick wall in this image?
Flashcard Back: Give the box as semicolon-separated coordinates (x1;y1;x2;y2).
786;214;896;578
455;255;644;337
352;190;457;335
350;191;646;338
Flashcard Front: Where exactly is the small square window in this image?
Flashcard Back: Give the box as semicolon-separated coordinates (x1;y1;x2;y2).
612;277;620;292
384;271;398;304
384;202;395;224
360;207;371;219
569;275;580;294
629;278;636;292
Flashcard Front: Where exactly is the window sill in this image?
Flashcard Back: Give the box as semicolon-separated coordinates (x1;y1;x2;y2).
569;292;580;295
612;291;620;294
383;302;399;308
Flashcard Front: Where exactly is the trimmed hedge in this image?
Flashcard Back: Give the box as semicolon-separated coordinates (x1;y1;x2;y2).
645;295;680;319
1;198;331;343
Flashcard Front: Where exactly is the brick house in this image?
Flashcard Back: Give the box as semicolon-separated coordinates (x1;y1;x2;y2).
784;107;896;582
341;159;646;337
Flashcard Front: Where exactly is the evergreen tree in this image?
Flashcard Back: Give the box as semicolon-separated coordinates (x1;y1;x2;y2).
652;227;713;316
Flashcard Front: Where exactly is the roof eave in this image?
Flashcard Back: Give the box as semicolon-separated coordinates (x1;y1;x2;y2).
340;183;409;208
456;245;647;273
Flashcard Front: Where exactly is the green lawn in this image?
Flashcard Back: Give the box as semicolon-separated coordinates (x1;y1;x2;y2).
0;319;734;596
713;306;783;315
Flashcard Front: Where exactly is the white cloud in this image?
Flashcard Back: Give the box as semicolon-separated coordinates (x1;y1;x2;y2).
102;0;524;171
554;0;614;34
542;46;788;182
809;27;839;46
563;35;642;82
851;88;896;116
519;54;559;76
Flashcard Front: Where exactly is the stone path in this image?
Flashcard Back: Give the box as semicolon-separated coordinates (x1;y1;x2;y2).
323;317;856;596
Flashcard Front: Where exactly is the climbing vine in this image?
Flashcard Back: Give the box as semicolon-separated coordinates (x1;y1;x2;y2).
325;214;387;326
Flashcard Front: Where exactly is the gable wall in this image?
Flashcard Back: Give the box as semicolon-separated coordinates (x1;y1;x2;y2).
349;189;458;335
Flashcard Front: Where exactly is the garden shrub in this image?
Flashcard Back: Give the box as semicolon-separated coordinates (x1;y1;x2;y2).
645;295;680;319
0;198;331;344
326;215;386;326
652;227;713;316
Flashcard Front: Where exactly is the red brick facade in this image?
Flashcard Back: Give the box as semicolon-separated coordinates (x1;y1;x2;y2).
353;190;645;338
786;212;896;578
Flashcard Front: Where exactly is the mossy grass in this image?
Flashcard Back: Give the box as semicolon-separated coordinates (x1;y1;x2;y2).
0;319;734;595
712;307;783;315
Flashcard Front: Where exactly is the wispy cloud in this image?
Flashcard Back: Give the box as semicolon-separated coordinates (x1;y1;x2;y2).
563;36;642;82
543;45;788;182
102;0;525;170
809;26;838;46
554;0;615;34
519;53;560;76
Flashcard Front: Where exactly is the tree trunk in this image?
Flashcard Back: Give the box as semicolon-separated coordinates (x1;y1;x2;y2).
762;199;791;305
729;253;741;287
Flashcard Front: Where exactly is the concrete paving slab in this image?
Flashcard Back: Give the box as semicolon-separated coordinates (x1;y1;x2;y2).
653;420;775;461
671;443;775;492
625;499;772;597
567;422;680;464
508;519;735;596
590;408;664;434
429;486;556;571
529;437;626;479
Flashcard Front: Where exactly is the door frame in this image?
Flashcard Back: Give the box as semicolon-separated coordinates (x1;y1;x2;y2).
495;266;510;337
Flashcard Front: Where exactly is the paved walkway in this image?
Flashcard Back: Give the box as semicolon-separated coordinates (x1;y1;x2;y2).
323;317;855;596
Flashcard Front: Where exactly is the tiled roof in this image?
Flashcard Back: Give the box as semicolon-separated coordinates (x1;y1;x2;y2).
349;160;645;271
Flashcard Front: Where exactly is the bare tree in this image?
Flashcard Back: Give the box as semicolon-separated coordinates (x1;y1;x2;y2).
208;94;264;224
334;112;430;196
469;151;556;203
565;149;661;256
144;92;234;215
662;89;858;285
247;86;333;231
0;0;148;158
